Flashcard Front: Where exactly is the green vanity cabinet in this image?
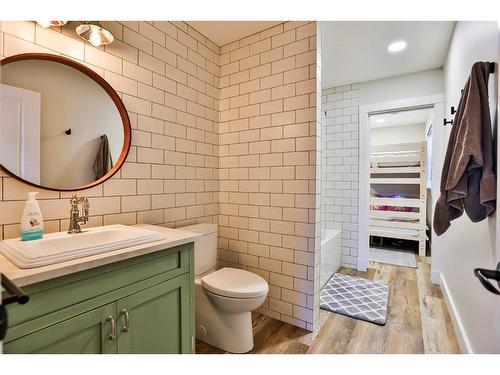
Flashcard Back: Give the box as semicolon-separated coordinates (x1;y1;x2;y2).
3;243;195;354
116;274;191;354
4;303;117;354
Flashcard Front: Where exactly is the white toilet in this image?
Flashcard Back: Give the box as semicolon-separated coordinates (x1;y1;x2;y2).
180;223;268;353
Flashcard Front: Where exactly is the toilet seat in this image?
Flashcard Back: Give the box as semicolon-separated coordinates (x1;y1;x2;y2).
201;267;268;299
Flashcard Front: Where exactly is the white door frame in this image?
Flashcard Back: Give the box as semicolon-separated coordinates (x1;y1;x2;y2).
0;83;41;184
357;94;444;282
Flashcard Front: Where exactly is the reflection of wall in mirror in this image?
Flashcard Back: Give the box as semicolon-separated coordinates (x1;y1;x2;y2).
1;60;123;189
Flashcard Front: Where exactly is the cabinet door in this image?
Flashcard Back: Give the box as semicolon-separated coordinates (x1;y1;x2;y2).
4;303;116;354
116;274;192;354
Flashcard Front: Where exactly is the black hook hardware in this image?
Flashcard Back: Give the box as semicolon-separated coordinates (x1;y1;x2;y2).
474;262;500;295
1;275;29;305
65;129;72;135
445;63;496;129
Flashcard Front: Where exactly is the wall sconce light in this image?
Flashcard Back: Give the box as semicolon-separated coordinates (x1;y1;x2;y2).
36;21;68;28
34;20;114;47
76;23;114;47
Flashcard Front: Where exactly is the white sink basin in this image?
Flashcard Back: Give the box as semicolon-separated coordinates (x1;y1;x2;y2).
0;225;165;269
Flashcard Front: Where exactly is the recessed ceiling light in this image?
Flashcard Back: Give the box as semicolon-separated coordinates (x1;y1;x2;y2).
376;118;385;123
387;40;407;53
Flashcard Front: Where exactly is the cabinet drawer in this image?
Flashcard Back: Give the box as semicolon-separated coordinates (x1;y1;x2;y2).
6;243;192;339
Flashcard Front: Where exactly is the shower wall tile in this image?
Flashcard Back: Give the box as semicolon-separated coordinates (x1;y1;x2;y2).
218;22;319;331
321;84;359;269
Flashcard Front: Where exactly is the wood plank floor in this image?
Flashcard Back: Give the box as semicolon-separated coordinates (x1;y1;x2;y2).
196;257;461;354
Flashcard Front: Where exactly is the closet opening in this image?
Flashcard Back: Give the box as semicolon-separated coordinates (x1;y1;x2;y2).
368;107;432;268
357;95;445;275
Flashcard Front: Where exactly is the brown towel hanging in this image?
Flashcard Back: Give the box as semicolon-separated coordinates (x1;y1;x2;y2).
434;62;497;235
93;134;113;180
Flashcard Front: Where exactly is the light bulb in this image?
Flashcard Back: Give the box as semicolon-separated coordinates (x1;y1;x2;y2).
89;29;101;47
37;20;52;28
76;23;114;47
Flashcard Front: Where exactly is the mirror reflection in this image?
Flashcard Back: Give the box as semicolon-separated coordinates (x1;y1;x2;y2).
0;57;125;190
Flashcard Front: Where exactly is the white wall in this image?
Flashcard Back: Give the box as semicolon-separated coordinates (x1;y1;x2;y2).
359;68;444;106
440;21;500;353
370;123;426;146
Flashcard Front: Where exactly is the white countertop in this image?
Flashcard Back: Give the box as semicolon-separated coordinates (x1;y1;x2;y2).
0;224;201;287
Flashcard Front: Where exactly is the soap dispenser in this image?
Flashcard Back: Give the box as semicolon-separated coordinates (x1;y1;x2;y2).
20;192;44;241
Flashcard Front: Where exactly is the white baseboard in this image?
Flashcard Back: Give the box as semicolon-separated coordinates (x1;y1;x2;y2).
357;257;368;271
431;269;441;284
440;273;473;353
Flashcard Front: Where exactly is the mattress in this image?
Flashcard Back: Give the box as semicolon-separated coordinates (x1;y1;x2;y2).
370;150;420;167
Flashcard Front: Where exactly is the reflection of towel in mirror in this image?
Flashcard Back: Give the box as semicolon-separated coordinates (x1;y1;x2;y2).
93;135;113;180
434;62;496;236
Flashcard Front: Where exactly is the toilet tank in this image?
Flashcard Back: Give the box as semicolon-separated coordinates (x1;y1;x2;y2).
178;224;218;276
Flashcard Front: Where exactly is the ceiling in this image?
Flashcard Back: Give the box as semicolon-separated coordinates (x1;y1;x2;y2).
321;21;455;88
370;108;431;129
187;21;282;47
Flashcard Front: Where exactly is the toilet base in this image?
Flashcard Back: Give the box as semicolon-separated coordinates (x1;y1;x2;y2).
195;281;256;353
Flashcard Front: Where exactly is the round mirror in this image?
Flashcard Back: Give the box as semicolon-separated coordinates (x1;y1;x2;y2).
0;53;131;191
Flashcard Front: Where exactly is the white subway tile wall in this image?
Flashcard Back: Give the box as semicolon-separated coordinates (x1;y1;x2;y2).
0;20;220;239
0;21;320;331
321;84;359;269
217;22;319;330
312;24;322;330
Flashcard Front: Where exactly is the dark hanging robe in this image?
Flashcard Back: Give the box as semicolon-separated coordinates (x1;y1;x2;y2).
93;135;113;180
434;62;496;236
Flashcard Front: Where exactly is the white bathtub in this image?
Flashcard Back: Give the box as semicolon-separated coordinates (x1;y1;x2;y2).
320;229;342;289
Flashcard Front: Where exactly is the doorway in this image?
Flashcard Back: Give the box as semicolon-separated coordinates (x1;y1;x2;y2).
358;95;445;279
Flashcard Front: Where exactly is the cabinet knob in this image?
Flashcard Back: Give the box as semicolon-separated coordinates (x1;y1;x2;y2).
106;315;116;340
120;308;130;333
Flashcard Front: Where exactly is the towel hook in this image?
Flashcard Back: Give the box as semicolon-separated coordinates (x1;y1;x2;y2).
65;129;72;135
443;118;453;126
444;62;495;128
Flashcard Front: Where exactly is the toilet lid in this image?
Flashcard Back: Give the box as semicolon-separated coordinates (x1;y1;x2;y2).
201;268;268;299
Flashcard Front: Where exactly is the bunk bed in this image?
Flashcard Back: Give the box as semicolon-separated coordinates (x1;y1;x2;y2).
369;141;427;256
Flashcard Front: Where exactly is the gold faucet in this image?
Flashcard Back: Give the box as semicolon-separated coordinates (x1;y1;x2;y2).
67;195;89;234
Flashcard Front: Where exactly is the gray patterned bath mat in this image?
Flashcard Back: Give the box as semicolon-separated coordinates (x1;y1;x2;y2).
320;273;389;325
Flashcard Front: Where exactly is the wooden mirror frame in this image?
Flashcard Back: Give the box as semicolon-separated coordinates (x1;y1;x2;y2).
0;53;131;192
